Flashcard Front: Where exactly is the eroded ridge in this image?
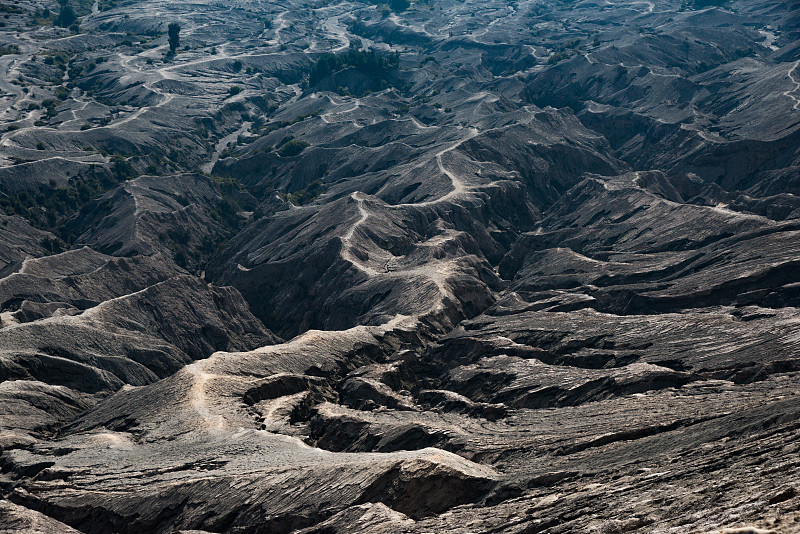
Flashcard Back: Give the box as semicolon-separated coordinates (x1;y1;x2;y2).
0;0;799;531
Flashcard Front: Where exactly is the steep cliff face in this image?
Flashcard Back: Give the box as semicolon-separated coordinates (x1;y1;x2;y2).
0;0;799;530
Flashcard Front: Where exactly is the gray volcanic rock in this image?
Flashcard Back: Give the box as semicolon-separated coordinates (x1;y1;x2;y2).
0;215;60;278
0;321;498;533
0;381;91;449
64;173;247;271
209;188;518;338
0;266;278;447
0;500;82;533
498;172;800;314
0;0;799;530
0;248;175;316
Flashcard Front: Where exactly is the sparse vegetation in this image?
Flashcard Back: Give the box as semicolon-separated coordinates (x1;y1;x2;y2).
55;0;76;28
307;48;400;95
693;0;727;7
168;22;181;55
0;162;131;231
0;44;21;56
111;154;135;179
277;139;309;157
346;17;367;36
547;51;571;64
0;4;23;14
390;0;410;12
41;99;62;118
419;55;438;67
287;179;326;205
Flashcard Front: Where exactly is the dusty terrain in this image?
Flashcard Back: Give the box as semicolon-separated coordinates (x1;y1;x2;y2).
0;0;799;531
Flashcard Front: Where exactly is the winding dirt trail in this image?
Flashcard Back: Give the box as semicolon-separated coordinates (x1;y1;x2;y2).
339;193;464;316
783;60;800;111
408;126;480;207
340;192;378;276
320;97;361;124
186;363;227;431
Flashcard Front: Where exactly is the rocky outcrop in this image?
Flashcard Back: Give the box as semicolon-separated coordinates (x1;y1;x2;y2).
0;215;60;278
64;174;247;272
0;246;278;447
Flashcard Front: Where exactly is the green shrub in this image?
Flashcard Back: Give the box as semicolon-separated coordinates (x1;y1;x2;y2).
547;51;571;65
308;48;399;87
277;139;309;157
390;0;409;12
0;44;20;56
56;2;76;27
168;22;181;54
111;154;134;179
0;166;126;232
287;179;325;205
